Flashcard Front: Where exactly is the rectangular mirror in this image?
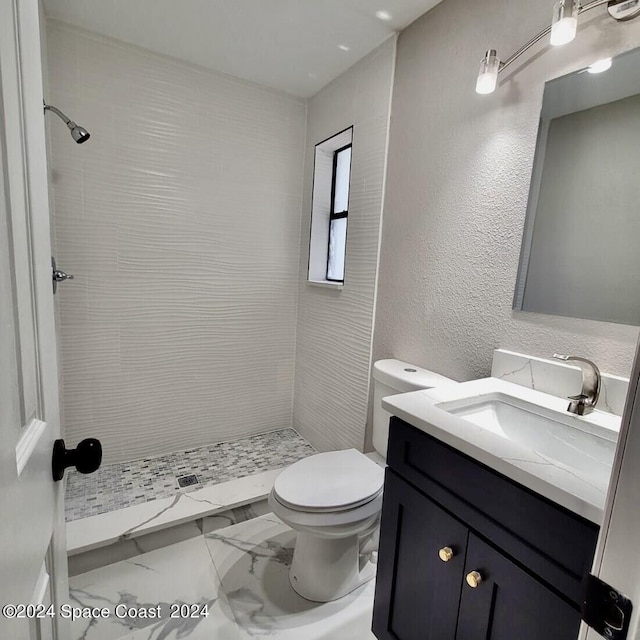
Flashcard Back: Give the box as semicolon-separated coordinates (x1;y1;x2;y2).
514;46;640;326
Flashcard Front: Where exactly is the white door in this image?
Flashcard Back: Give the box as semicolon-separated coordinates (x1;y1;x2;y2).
0;0;69;638
583;337;640;640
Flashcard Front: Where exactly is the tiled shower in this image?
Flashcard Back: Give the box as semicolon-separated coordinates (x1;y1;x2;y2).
47;21;306;466
45;19;393;523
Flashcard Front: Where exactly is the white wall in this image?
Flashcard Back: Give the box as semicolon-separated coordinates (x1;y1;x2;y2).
46;21;306;463
293;38;396;452
373;0;640;387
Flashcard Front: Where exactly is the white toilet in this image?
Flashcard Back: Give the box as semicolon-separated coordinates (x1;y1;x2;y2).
269;359;455;602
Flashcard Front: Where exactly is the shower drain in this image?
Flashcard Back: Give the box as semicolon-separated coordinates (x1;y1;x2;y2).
176;474;200;488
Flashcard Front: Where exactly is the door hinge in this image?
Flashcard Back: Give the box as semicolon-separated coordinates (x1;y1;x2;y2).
582;574;633;639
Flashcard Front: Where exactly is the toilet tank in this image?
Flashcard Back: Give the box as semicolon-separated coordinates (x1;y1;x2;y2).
372;360;456;459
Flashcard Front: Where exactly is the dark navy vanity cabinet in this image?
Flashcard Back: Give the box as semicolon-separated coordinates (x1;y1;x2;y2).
372;417;600;640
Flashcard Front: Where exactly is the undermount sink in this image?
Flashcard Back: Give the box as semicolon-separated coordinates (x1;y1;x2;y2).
436;392;617;480
381;376;622;522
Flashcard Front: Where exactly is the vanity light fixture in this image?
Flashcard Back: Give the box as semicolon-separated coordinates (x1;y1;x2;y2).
476;49;501;94
550;0;579;46
475;0;640;94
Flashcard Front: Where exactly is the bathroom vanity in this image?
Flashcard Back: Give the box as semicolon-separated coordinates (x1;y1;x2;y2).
372;417;600;639
370;355;626;640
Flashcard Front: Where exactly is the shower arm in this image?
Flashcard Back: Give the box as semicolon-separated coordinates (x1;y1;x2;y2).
44;103;73;126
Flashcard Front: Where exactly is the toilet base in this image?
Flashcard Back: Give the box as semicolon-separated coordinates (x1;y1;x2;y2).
288;531;376;602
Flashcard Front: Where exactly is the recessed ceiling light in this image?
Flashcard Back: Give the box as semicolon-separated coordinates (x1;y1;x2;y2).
338;44;350;52
376;10;393;21
587;57;612;74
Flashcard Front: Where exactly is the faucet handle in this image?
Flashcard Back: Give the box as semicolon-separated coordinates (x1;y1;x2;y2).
567;394;591;416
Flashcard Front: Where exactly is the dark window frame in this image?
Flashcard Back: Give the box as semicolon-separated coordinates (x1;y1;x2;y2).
326;143;352;282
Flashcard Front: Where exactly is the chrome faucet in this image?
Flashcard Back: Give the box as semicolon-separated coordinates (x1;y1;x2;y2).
553;354;601;416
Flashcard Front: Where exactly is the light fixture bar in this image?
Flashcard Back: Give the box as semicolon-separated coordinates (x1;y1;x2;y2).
483;0;619;84
500;27;552;73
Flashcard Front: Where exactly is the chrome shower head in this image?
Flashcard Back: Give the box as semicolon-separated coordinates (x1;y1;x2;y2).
69;122;90;144
44;103;91;144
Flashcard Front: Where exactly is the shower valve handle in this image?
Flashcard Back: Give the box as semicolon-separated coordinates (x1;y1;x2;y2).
51;256;75;294
53;269;74;282
52;438;102;481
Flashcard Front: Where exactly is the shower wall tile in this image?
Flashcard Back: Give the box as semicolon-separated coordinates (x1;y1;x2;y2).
293;39;396;453
46;21;307;463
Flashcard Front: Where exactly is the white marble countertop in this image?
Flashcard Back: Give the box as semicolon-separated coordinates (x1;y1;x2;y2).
382;378;621;525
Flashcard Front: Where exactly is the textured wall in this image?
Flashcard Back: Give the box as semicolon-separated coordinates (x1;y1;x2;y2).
293;39;396;453
373;0;640;390
47;21;306;464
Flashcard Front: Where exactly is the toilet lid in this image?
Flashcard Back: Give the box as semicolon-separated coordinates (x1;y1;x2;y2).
273;449;385;513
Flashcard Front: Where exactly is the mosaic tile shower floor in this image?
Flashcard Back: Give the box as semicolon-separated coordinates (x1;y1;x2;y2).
65;429;316;522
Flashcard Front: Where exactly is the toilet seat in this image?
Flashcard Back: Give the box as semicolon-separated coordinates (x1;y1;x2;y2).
272;449;384;513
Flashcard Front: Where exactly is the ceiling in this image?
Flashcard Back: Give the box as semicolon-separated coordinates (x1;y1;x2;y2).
42;0;443;98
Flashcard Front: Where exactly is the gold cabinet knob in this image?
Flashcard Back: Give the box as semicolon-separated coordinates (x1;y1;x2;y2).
438;547;454;562
466;571;483;588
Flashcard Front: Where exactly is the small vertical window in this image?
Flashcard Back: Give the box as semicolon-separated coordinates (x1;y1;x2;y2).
307;127;353;286
327;145;352;282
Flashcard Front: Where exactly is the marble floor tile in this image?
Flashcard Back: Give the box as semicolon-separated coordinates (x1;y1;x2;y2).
68;520;204;577
201;499;272;535
114;594;243;640
69;500;273;576
68;536;240;640
68;514;377;640
205;515;377;640
113;594;242;640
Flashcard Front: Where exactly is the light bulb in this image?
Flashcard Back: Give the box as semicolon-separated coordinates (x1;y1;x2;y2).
376;10;392;21
551;0;578;46
476;49;500;95
587;57;612;74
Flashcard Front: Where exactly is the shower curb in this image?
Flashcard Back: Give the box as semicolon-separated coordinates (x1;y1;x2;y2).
66;468;283;555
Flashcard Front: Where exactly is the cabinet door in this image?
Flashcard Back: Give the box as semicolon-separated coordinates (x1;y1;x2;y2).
456;534;581;640
373;470;469;640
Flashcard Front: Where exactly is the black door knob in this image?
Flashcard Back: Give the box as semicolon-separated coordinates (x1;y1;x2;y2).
52;438;102;481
